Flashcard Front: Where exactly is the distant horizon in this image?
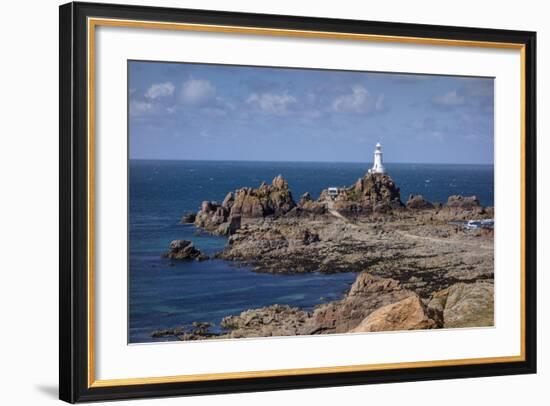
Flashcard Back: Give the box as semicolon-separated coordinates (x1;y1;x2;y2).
129;157;493;166
129;61;494;165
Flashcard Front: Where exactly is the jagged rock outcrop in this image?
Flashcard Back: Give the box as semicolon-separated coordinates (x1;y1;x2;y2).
229;175;296;218
287;192;327;217
216;215;241;236
222;192;234;211
350;173;402;206
180;212;196;223
436;195;489;221
194;201;229;234
162;240;208;261
349;295;438;333
320;173;404;215
194;199;240;236
406;194;434;210
428;281;494;328
194;176;296;235
195;175;296;236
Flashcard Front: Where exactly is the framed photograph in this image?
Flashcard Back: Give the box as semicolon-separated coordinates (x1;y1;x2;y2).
59;2;536;403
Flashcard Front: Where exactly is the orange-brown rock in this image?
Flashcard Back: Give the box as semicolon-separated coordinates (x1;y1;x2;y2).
349;295;437;333
428;281;494;328
304;273;417;334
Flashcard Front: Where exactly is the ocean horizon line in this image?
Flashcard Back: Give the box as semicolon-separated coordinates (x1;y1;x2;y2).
129;158;494;166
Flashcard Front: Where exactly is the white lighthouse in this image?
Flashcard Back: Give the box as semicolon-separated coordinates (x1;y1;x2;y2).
369;142;386;174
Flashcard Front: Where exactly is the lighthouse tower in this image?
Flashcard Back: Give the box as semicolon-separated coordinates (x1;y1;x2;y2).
370;142;386;174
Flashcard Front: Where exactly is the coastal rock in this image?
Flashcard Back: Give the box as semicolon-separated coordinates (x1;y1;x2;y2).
320;173;404;215
218;273;439;339
152;322;218;340
221;304;310;338
162;240;208;261
216;215;241;236
428;281;494;328
218;193;494;280
435;195;488;221
195;201;219;228
446;195;481;210
350;173;403;209
406;194;434;210
151;327;184;338
331;200;367;216
298;192;313;206
222;192;234;210
305;273;417;334
180;212;196;223
286;228;320;247
349;295;438;333
194;201;231;234
288;192;327;217
211;206;229;224
229;175;296;218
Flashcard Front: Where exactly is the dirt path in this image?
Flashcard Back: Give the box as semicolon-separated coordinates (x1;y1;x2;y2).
395;229;493;250
328;209;357;226
327;207;492;251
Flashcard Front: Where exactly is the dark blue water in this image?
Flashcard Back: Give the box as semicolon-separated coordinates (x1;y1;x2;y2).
129;160;493;343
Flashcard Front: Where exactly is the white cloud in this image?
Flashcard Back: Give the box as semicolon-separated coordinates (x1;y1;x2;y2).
330;85;384;114
180;79;217;106
432;90;465;107
246;92;297;115
129;100;154;116
145;82;175;100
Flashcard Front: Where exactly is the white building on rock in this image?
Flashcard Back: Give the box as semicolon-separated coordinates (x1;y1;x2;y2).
368;142;387;174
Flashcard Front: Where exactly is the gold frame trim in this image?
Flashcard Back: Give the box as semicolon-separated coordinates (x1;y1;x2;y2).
87;17;527;388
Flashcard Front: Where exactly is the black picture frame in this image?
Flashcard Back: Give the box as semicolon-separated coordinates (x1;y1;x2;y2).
59;1;537;403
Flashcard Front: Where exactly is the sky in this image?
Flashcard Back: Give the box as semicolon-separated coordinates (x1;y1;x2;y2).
129;61;494;164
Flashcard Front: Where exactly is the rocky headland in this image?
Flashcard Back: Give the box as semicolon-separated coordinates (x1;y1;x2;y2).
160;171;494;340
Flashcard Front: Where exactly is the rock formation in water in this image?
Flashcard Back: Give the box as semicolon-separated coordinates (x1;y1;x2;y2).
194;175;295;235
230;175;296;218
180;212;196;224
161;240;208;261
194;200;233;235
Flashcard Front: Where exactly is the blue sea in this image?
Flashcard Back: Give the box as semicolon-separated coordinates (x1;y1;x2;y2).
129;160;494;343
